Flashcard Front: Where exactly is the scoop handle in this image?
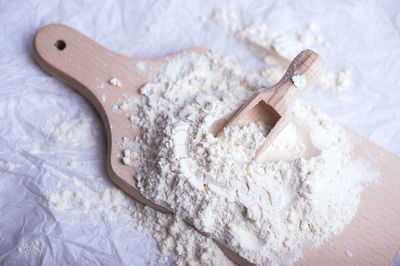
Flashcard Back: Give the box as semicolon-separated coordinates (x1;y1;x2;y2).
267;49;325;113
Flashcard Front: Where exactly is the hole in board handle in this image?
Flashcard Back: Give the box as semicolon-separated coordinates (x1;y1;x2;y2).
55;40;66;51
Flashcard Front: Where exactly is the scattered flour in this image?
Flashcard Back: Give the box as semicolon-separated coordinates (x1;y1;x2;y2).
129;51;376;265
47;178;130;219
1;161;21;171
109;77;122;87
229;22;353;100
42;114;96;148
214;8;238;21
17;238;41;258
121;157;132;166
28;142;41;154
121;149;133;166
119;102;128;111
46;176;233;265
135;61;145;71
319;69;352;102
112;96;139;113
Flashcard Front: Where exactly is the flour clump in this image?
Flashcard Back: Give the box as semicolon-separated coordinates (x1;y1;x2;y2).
292;75;306;89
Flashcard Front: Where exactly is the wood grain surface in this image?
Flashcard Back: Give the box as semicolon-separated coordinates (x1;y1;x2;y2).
298;130;400;265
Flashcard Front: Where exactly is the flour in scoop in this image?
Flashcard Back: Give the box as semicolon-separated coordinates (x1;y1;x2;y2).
129;51;376;265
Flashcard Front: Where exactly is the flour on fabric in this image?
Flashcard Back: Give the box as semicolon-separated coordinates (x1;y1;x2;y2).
17;238;41;258
228;21;353;101
129;51;376;265
46;176;234;265
42;114;97;148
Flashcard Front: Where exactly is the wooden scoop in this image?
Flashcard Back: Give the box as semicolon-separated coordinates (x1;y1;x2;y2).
219;49;324;160
34;24;253;266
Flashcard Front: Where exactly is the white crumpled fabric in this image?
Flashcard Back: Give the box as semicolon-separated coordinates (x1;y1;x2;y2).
0;0;399;265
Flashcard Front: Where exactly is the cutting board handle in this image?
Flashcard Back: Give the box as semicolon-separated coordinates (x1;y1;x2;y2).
34;24;133;107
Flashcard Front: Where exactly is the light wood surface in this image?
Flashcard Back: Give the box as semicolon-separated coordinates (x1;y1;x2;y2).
223;49;325;160
34;24;400;266
298;130;400;265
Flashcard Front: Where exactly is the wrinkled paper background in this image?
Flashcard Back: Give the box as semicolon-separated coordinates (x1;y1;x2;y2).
1;0;400;265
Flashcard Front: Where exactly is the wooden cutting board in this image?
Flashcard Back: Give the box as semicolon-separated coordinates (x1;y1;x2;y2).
34;24;400;265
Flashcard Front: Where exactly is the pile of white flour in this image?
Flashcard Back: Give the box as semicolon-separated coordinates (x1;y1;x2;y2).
126;51;375;265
